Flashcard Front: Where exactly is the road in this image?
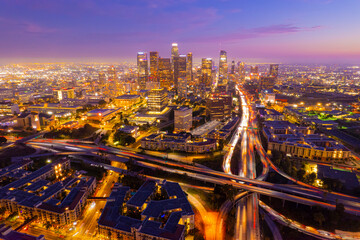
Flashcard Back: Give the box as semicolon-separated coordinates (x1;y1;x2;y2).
27;139;360;215
259;200;349;240
74;168;119;239
260;208;283;240
18;96;360;240
186;193;217;240
234;88;260;240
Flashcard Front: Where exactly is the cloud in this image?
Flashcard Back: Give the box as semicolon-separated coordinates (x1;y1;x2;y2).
189;23;323;43
0;17;57;34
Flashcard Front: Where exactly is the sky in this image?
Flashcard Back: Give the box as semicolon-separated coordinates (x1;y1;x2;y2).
1;0;360;64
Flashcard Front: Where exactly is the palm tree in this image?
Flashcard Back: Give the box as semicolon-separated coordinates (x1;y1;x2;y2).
314;212;325;227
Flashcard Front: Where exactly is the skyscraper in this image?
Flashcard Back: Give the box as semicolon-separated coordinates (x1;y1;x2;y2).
238;62;245;82
186;52;193;85
174;55;187;98
250;65;259;80
269;64;279;78
158;58;172;89
201;58;213;87
199;58;213;98
149;51;159;83
98;71;106;87
218;50;228;85
137;52;149;90
231;61;235;74
171;43;179;66
107;66;118;97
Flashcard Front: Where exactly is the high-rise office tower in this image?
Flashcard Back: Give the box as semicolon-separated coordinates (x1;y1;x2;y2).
98;72;106;87
238;62;245;82
174;55;187;98
107;66;118;96
231;61;235;74
147;88;168;112
171;43;179;66
250;65;259;80
199;58;213;98
269;64;279;78
137;52;149;90
158;58;172;89
201;58;213;87
149;51;159;83
186;52;193;85
218;50;228;85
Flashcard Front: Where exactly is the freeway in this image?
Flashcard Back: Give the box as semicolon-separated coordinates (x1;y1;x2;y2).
215;191;249;240
27;139;360;215
259;208;283;240
259;200;344;240
234;87;260;240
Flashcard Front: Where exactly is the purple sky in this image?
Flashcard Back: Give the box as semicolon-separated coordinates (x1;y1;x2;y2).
1;0;360;64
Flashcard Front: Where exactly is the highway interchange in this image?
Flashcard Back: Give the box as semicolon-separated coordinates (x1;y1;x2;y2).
11;87;360;240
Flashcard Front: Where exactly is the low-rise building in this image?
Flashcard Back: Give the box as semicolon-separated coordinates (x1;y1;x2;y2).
206;93;232;120
114;95;141;109
191;120;221;137
258;108;284;121
141;133;217;153
262;121;350;161
208;117;239;140
0;101;20;116
86;108;121;121
15;112;55;130
28;103;81;117
98;180;193;240
0;159;96;226
118;125;139;138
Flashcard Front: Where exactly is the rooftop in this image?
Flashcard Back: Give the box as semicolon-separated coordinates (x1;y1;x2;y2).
116;94;140;100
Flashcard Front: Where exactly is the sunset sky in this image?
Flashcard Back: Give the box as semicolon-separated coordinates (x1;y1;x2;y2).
1;0;360;64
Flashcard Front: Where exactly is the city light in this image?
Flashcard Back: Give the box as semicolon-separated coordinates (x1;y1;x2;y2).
0;1;359;239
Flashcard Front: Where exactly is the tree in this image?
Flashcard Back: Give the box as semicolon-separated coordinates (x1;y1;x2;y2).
44;221;52;230
296;169;306;182
212;184;237;208
314;212;325;226
0;136;7;145
113;131;135;146
0;207;6;215
306;172;317;185
335;203;345;217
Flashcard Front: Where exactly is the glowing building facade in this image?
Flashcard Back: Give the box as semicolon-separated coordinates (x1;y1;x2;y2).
158;58;172;89
149;51;159;83
137;52;149;90
218;50;228;85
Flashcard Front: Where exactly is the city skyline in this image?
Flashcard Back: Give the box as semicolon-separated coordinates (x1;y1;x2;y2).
1;0;360;64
